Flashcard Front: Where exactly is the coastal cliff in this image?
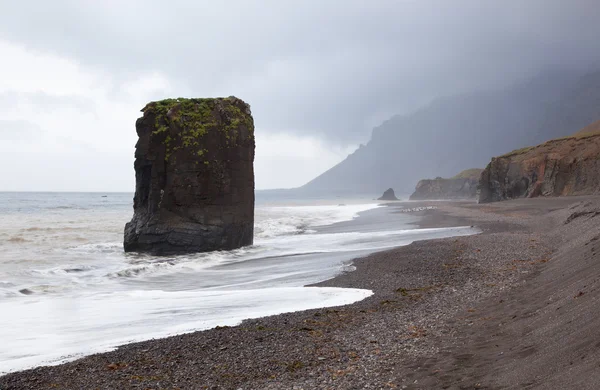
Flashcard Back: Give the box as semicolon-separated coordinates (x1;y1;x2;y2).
479;120;600;203
124;97;255;254
409;169;482;200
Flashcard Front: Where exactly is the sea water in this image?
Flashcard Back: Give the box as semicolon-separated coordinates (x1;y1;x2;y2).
0;192;477;373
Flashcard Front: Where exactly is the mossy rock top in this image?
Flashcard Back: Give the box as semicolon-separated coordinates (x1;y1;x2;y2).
142;96;248;114
140;96;254;162
143;96;252;130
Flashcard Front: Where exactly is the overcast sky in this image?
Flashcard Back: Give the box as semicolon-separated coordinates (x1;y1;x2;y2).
1;0;599;191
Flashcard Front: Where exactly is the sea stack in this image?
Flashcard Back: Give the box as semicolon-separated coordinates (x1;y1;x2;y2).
378;188;398;201
124;97;255;255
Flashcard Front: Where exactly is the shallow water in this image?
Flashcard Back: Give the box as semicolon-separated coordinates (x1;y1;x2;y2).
0;192;477;373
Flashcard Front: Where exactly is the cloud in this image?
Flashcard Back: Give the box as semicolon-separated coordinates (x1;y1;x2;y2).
0;119;41;141
1;0;600;146
0;1;600;190
254;132;355;189
0;91;96;115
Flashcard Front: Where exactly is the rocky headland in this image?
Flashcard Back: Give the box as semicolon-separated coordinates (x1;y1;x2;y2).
479;120;600;203
409;168;482;200
123;97;255;255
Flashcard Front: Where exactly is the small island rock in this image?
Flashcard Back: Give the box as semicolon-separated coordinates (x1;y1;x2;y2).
378;188;399;201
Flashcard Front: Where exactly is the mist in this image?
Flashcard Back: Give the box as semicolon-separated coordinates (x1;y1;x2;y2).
0;1;600;190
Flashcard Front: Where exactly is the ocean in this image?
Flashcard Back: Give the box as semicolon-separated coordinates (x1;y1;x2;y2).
0;192;477;373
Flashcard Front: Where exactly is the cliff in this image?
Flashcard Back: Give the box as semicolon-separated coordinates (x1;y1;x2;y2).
124;97;255;254
409;169;482;200
479;121;600;203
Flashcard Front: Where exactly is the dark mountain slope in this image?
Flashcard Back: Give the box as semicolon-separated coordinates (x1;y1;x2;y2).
300;70;600;195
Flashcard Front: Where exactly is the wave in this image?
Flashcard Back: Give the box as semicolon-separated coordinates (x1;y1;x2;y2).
254;203;379;238
0;287;373;374
23;226;82;232
107;261;177;278
50;206;89;210
100;226;478;282
30;264;98;277
7;236;29;243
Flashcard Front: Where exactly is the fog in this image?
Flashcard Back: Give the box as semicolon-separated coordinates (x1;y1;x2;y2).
0;1;599;190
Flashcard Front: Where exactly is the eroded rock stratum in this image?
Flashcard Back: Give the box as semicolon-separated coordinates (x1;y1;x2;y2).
479;120;600;203
124;97;255;254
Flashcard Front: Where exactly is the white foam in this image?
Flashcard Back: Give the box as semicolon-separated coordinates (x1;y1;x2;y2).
0;286;372;374
0;194;480;374
254;203;379;238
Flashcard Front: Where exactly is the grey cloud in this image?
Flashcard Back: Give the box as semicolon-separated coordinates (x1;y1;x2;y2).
0;91;96;114
26;92;96;114
0;119;98;152
0;119;41;140
1;0;600;144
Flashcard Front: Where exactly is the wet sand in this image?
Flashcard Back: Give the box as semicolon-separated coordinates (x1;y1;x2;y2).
3;196;600;389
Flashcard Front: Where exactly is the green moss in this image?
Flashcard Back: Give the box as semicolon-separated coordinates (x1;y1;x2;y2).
142;97;254;162
497;146;536;158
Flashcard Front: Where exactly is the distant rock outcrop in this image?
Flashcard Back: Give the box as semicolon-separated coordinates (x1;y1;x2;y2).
479;120;600;203
378;188;398;201
409;169;482;200
124;97;255;255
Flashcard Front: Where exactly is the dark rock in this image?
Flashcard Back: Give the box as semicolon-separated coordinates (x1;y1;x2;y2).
124;97;255;255
410;169;482;200
479;120;600;203
378;188;398;201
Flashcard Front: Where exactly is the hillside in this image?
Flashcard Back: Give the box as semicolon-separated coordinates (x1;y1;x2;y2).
299;70;600;196
573;119;600;137
479;120;600;203
451;168;484;180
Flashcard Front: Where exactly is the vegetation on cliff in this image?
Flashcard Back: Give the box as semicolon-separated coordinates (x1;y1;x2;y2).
142;97;254;162
451;168;484;180
499;119;600;161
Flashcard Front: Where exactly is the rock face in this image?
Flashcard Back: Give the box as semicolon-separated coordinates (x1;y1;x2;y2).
124;97;255;255
378;188;398;201
479;121;600;203
409;169;482;200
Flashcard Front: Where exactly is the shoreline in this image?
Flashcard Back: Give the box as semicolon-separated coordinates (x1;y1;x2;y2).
1;202;475;376
0;201;471;375
3;196;600;389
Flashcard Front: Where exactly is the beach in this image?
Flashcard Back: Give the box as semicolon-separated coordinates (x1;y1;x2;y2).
3;196;600;389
